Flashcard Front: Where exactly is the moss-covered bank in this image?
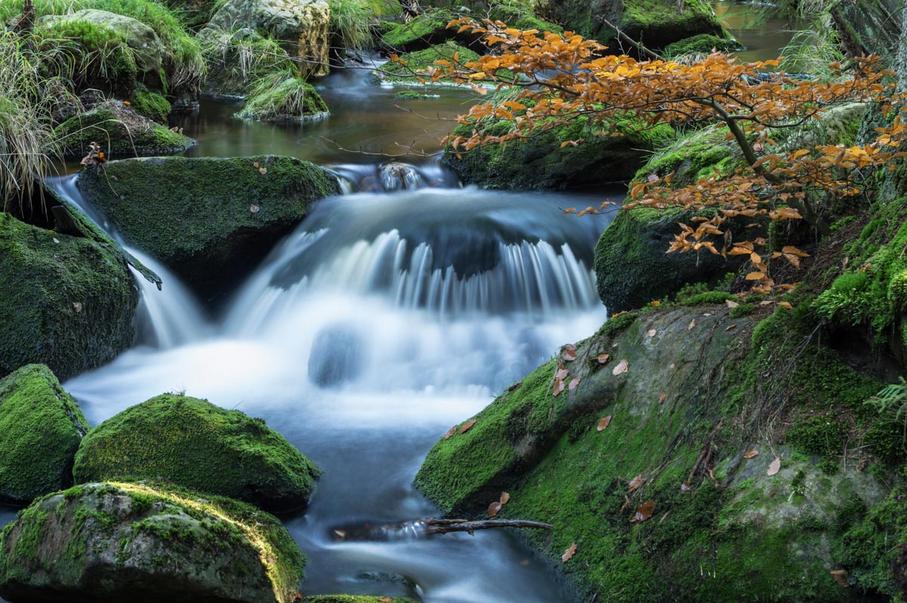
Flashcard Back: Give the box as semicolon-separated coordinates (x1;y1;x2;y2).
0;211;138;381
73;394;320;514
76;155;340;302
0;481;304;603
0;365;87;505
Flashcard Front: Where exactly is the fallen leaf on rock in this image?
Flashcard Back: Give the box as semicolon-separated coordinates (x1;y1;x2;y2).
561;344;577;361
725;324;737;331
555;368;569;381
487;501;502;517
72;302;83;313
767;456;781;476
628;474;645;493
442;425;457;440
632;500;656;523
568;377;581;391
596;353;611;365
658;391;667;404
499;491;511;505
561;543;577;563
333;529;347;540
688;319;697;331
830;569;848;587
552;379;565;397
612;360;629;376
459;419;477;434
646;329;657;337
743;448;759;459
726;299;739;309
597;415;612;432
249;204;260;214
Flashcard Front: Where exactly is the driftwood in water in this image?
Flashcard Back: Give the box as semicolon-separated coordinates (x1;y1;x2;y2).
330;518;552;542
423;518;553;535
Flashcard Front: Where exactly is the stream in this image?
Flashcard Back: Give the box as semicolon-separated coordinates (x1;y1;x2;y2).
0;5;794;600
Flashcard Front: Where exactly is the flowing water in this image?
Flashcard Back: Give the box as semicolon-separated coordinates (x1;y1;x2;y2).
0;9;797;600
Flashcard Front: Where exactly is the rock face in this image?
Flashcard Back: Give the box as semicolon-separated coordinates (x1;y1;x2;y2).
204;0;330;77
0;365;88;504
594;207;745;312
0;212;138;381
54;101;195;161
39;10;166;74
75;155;340;302
415;304;897;601
73;394;320;514
0;481;305;603
538;0;726;50
443;116;675;191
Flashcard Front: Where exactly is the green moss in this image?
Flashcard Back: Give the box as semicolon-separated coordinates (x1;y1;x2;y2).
680;291;734;306
236;76;329;122
596;310;639;337
73;394;320;513
301;597;415;603
0;365;87;504
786;415;847;458
380;9;452;50
377;41;480;83
75;155;339;298
0;212;137;381
54;104;193;160
663;33;742;57
633;125;740;187
198;28;296;98
130;87;171;123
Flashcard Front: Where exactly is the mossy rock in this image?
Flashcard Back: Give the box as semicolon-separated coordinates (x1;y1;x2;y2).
831;0;902;61
73;394;320;514
415;304;899;601
0;481;305;603
236;76;329;122
54;101;194;161
75;155;340;302
444;114;675;191
380;9;454;51
663;33;742;58
593;207;746;312
375;41;480;84
0;365;88;505
301;597;415;603
131;87;172;123
198;27;298;99
0;212;138;381
539;0;727;50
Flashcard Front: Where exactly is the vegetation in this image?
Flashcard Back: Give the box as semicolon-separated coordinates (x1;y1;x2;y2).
237;74;329;122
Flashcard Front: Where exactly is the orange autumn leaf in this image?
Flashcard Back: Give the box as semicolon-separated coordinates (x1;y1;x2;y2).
561;543;577;562
632;500;656;523
597;415;612;431
459;419;477;434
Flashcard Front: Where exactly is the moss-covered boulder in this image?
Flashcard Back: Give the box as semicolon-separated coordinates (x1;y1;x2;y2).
415;303;900;601
0;481;305;603
131;87;172;123
75;155;340;301
444;115;675;191
203;0;330;77
198;27;298;99
73;394;320;513
236;76;330;122
0;365;88;505
54;101;195;161
538;0;726;50
380;8;454;51
0;212;138;381
663;33;742;58
301;597;414;603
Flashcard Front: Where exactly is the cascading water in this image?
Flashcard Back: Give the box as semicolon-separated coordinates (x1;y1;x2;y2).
55;172;614;601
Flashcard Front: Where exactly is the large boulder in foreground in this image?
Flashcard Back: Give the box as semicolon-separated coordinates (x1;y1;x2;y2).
0;212;138;381
0;365;88;504
415;304;896;601
0;481;304;603
203;0;330;77
54;101;195;161
443;115;675;191
76;155;340;302
539;0;726;50
73;394;320;514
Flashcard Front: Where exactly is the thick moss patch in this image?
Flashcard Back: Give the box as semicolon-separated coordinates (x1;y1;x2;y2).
444;114;675;191
0;481;305;603
380;8;454;51
237;76;329;122
0;365;87;505
54;101;194;160
73;394;320;513
0;211;138;381
75;155;340;301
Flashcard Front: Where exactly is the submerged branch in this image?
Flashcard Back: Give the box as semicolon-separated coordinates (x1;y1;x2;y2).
423;518;553;535
330;518;553;542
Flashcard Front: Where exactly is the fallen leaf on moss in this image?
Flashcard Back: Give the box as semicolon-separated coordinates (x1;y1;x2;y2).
459;419;477;434
830;569;848;587
646;329;657;337
726;300;739;309
499;491;511;505
487;501;502;517
555;368;569;381
628;474;645;493
561;344;577;361
596;353;611;365
612;360;629;375
767;456;781;476
743;448;759;459
597;415;612;431
442;425;457;440
680;482;691;492
631;500;656;523
779;301;793;310
561;543;577;562
552;379;565;396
